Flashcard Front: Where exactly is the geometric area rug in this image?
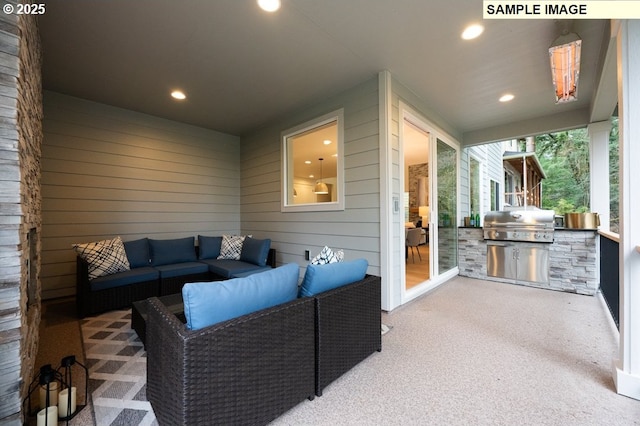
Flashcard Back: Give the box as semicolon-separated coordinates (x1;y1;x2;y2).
81;310;157;426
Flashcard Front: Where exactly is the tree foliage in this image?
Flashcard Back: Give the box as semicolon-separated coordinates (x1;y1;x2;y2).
533;119;619;233
536;128;590;214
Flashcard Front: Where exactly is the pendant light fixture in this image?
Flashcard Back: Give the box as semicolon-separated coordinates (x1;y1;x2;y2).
314;158;329;195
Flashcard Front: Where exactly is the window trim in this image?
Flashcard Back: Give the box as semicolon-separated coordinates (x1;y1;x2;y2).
281;109;345;212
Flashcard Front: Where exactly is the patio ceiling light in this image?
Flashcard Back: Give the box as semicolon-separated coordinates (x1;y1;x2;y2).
549;25;581;104
257;0;280;12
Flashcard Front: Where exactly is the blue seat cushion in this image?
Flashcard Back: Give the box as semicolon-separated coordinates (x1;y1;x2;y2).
239;237;271;266
201;258;268;279
198;235;222;260
182;263;299;330
299;258;368;297
89;267;159;292
154;262;209;279
123;238;150;268
149;237;197;266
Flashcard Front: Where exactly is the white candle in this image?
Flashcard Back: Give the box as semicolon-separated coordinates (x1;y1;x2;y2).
58;386;76;418
39;382;59;409
57;387;77;418
36;406;58;426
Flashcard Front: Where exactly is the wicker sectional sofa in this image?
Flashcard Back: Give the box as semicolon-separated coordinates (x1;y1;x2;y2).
76;235;275;318
145;262;381;425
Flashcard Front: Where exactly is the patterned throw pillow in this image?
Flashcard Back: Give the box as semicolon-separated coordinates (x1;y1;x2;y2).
310;246;344;265
217;235;247;260
73;236;131;280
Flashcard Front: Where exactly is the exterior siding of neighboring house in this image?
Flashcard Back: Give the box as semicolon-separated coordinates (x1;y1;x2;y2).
460;143;504;225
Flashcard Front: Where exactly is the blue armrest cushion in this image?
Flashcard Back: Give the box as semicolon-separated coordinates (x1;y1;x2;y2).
183;263;299;330
299;258;368;297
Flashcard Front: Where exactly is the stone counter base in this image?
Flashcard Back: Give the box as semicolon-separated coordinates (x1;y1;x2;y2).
458;228;598;295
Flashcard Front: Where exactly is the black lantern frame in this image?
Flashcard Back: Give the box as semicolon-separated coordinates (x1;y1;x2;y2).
23;355;88;425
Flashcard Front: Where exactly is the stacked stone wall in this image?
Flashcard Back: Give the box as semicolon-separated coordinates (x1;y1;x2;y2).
0;3;43;423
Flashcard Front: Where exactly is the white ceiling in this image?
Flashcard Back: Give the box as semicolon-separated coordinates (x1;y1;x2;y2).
37;1;612;142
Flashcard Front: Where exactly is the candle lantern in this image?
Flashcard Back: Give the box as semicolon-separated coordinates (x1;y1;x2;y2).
23;364;63;425
56;355;88;422
23;355;88;425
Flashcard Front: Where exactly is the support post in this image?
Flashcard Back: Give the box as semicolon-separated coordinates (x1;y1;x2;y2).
588;120;612;231
613;19;640;401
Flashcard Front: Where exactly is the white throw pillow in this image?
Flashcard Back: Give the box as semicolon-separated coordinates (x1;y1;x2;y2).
310;246;344;265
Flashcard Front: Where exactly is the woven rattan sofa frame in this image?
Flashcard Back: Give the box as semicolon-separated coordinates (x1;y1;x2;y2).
314;274;382;396
146;295;316;426
76;258;160;318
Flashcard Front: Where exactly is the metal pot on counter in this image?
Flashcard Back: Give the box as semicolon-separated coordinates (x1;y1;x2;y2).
564;212;600;229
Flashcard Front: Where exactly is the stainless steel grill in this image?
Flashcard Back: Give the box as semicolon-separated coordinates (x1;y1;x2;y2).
483;208;555;243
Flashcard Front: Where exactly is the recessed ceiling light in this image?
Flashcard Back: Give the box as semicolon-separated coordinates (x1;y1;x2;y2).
499;94;515;102
462;24;484;40
257;0;280;12
305;160;311;164
171;90;186;100
309;174;314;178
323;139;332;145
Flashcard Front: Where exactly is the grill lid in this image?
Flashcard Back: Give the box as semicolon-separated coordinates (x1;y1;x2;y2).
483;208;556;243
483;208;555;229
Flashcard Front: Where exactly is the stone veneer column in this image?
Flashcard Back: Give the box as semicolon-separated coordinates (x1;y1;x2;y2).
0;3;43;424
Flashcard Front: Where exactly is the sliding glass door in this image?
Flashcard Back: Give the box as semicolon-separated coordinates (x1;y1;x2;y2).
436;138;457;274
400;106;459;305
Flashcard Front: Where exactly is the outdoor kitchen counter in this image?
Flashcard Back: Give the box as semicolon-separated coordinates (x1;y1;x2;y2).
458;227;599;295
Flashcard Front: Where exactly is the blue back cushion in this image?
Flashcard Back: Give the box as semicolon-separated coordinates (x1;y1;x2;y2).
149;237;196;266
299;258;368;297
123;238;150;268
240;237;271;266
198;235;222;259
183;263;300;330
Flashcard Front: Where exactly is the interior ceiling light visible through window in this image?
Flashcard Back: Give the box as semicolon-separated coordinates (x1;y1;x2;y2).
499;94;515;102
258;0;280;12
461;24;484;40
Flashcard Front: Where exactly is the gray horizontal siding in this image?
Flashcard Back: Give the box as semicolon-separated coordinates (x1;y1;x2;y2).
41;92;241;299
240;76;381;277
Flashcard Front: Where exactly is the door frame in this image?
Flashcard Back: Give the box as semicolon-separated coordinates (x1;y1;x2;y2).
398;102;461;305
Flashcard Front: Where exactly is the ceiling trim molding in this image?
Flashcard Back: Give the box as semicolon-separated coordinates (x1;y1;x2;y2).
462;107;591;146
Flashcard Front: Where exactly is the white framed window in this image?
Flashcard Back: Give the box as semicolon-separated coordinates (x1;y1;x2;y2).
281;109;345;212
490;179;500;211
